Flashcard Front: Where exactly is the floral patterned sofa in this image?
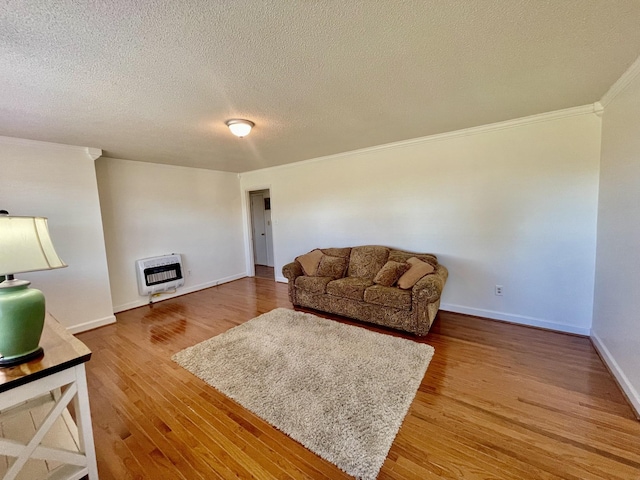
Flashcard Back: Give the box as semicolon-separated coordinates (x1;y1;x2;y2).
282;246;448;335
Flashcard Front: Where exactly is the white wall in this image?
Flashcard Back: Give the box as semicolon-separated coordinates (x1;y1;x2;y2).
240;110;602;334
0;137;115;332
592;64;640;415
96;158;246;312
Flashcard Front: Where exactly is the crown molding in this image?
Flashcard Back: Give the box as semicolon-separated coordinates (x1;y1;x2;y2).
599;54;640;108
86;147;102;161
593;101;604;117
243;104;598;175
101;156;240;177
0;135;101;161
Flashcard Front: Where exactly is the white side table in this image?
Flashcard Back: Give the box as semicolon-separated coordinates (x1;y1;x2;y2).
0;314;98;479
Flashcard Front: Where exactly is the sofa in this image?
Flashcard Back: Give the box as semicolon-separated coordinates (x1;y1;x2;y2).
282;245;448;335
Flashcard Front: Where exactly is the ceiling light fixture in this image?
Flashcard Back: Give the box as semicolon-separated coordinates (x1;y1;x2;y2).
226;119;255;138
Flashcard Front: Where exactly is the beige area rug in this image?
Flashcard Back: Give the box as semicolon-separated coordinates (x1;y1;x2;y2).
172;308;435;480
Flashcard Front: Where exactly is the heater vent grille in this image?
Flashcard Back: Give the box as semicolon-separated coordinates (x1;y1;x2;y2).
136;254;184;296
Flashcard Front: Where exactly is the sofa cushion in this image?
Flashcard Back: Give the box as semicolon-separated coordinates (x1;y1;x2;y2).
364;285;412;310
327;277;373;301
389;250;438;268
397;257;435;289
315;254;348;279
347;246;390;280
295;276;333;294
295;249;323;276
373;261;410;287
320;247;351;259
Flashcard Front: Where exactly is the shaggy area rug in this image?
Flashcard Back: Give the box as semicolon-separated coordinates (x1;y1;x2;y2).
172;308;434;480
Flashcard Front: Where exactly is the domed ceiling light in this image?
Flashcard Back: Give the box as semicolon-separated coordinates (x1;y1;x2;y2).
226;119;255;138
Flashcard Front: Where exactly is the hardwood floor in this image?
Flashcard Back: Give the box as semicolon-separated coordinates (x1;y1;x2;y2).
254;265;275;280
76;278;640;479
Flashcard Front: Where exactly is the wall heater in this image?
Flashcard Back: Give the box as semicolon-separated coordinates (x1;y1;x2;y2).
136;254;184;296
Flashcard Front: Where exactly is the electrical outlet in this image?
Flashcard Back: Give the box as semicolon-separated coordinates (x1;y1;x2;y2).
495;285;504;296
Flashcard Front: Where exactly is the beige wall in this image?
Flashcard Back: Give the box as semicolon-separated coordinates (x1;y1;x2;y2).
96;157;246;311
592;66;640;414
0;137;115;332
241;111;602;334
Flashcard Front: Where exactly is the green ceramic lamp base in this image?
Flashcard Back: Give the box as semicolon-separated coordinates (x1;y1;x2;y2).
0;278;46;368
0;346;44;367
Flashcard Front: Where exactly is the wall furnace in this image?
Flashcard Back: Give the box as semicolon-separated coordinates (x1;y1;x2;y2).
136;254;184;296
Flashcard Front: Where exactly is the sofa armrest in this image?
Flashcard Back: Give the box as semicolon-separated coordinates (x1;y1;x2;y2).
412;265;448;303
282;261;304;281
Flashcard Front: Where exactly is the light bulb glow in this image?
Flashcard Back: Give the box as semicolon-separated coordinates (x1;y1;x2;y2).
226;119;254;137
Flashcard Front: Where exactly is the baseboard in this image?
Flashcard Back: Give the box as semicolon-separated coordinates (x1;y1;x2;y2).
440;303;591;336
114;299;148;313
113;273;247;313
275;275;288;283
590;332;640;419
67;315;116;334
268;291;588;334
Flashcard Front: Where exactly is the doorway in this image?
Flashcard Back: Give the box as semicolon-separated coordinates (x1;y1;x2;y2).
249;189;274;279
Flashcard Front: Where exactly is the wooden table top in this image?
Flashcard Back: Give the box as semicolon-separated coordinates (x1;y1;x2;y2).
0;313;92;393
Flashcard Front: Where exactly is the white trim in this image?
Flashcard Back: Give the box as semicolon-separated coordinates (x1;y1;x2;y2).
112;273;247;313
113;300;144;315
241;184;272;278
101;156;241;175
242;104;598;175
593;101;604;117
85;147;102;161
275;275;288;283
590;332;640;418
599;53;640;108
0;135;100;156
66;315;116;334
270;287;588;333
440;303;591;336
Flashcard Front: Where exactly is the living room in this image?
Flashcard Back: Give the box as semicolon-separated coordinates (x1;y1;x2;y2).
1;2;640;478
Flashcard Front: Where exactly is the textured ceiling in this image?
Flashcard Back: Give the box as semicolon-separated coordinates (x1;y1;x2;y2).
2;1;640;173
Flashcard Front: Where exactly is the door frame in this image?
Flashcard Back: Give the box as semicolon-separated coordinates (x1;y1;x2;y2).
249;190;269;266
242;185;274;278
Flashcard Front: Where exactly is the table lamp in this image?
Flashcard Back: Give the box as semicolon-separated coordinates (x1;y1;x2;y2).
0;211;67;366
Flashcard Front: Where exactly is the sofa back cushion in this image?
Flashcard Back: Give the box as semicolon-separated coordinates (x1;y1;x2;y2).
320;247;351;259
347;246;390;280
388;249;438;267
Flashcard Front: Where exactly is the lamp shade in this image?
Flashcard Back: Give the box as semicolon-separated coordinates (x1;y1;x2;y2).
0;216;67;276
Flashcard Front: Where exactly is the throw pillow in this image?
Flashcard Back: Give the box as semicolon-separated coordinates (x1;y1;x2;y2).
296;249;323;276
397;257;435;289
373;261;411;287
315;255;348;279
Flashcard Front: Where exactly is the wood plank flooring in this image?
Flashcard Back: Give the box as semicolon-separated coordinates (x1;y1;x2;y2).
76;278;640;479
254;265;275;279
